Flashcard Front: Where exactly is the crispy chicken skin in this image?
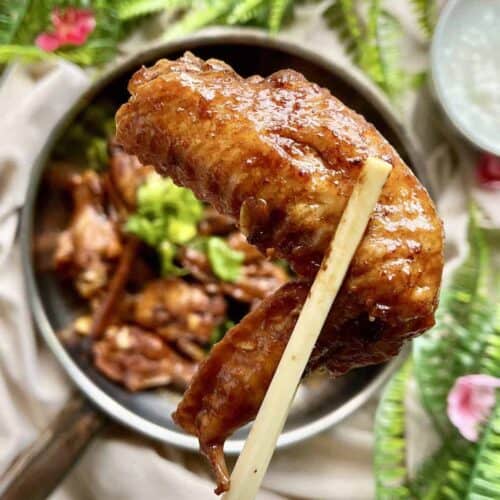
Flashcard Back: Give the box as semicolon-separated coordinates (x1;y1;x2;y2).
116;53;444;492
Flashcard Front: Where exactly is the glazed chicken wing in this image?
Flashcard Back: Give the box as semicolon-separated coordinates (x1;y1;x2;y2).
115;53;444;493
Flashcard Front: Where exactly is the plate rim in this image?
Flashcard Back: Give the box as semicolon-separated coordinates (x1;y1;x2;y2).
21;32;417;453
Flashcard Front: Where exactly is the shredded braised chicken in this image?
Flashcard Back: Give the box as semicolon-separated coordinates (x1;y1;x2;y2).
107;140;155;210
130;278;227;343
180;231;288;305
198;207;236;236
94;325;196;391
54;171;122;298
115;52;444;493
52;137;285;402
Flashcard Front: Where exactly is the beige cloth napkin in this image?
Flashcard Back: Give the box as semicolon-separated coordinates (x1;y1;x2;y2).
0;4;496;500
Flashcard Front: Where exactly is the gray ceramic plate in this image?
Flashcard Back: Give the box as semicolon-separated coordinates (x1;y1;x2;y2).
22;34;421;455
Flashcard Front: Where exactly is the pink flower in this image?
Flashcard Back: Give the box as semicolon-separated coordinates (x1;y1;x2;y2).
447;374;500;442
476;153;500;190
35;7;96;52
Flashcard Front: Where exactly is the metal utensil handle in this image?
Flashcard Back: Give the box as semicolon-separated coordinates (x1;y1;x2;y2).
0;394;107;500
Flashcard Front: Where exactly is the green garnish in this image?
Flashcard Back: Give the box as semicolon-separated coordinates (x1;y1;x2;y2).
126;174;245;281
158;240;186;277
53;102;116;170
86;137;108;171
126;173;203;276
207;237;245;283
210;319;235;346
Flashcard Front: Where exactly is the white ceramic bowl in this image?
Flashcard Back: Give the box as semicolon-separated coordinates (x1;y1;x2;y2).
431;0;500;155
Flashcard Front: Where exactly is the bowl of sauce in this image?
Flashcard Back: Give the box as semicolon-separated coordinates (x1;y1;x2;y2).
431;0;500;155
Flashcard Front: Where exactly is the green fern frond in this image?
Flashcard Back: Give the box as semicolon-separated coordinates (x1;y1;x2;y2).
411;443;454;498
357;0;382;85
10;0;54;45
374;359;412;500
359;3;409;98
410;209;500;500
338;0;363;41
324;1;410;99
163;0;236;40
323;0;363;56
481;300;500;377
373;10;409;98
227;0;265;24
413;206;497;434
411;439;477;499
413;309;467;434
465;397;500;498
448;206;490;321
0;44;54;64
0;0;29;44
461;301;500;498
409;0;437;37
410;71;427;89
117;0;190;21
268;0;291;33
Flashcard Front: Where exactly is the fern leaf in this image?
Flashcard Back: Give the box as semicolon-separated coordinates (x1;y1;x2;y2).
410;71;427;89
411;439;477;499
0;0;29;44
227;0;265;25
323;0;363;56
0;45;54;64
359;3;409;98
324;1;409;99
414;206;497;434
481;301;500;377
413;300;470;434
466;399;500;499
411;210;500;500
358;0;383;86
374;359;412;500
411;443;454;498
11;0;65;45
163;0;236;40
374;10;409;98
463;300;500;498
338;0;363;41
268;0;291;33
409;0;437;37
117;0;190;21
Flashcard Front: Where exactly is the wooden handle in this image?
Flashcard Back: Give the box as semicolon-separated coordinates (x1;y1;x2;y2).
0;394;106;500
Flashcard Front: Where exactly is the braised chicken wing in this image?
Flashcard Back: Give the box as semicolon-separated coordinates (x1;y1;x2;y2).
115;53;444;492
